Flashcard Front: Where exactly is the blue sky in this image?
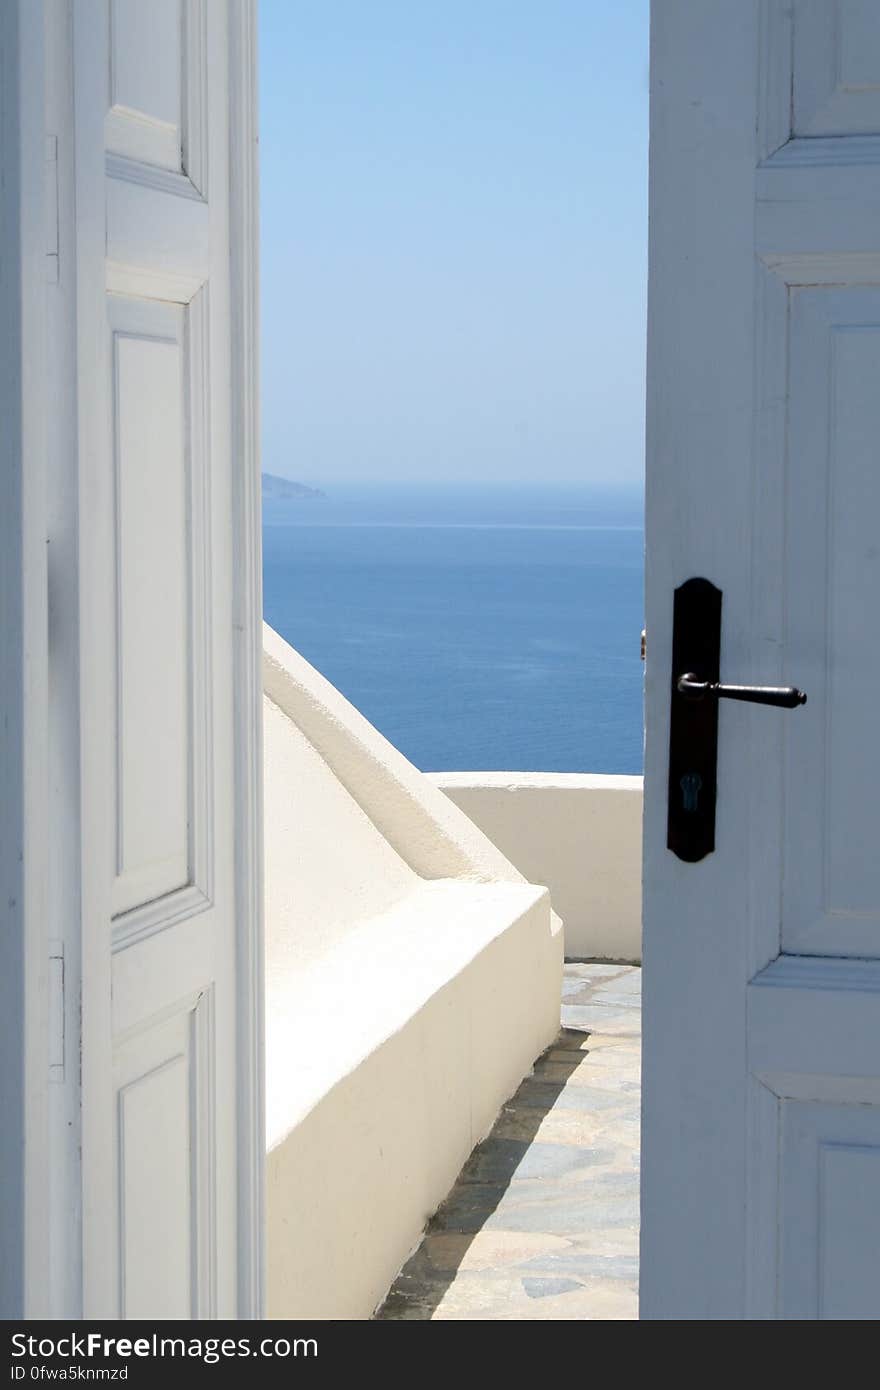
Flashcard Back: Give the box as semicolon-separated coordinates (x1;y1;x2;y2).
259;1;648;486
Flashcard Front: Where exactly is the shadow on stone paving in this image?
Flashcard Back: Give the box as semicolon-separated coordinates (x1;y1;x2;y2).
375;1027;601;1320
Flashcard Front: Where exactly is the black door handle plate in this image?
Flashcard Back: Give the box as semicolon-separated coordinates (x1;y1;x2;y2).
667;577;806;863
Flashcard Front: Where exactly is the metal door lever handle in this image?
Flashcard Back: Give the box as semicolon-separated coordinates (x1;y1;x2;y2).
676;673;807;709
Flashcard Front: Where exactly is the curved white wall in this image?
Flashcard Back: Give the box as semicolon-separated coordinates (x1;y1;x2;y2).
263;628;563;1319
432;773;643;962
263;623;524;886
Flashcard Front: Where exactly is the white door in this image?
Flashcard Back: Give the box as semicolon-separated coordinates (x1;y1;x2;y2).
643;0;880;1318
45;0;262;1318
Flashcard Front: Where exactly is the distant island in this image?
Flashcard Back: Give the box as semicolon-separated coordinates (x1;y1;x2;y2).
262;472;326;500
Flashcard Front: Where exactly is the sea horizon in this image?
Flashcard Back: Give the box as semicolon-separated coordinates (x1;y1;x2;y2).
262;480;645;776
263;477;644;529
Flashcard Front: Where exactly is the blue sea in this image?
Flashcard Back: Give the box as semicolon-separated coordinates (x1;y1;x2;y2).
262;484;644;774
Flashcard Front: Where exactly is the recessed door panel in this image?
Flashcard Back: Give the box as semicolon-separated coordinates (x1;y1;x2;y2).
114;997;214;1319
107;0;183;171
110;300;188;918
783;291;880;956
780;1101;880;1319
793;0;880;137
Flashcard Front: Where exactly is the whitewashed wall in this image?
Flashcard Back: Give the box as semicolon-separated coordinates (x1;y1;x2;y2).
263;628;563;1319
432;774;643;962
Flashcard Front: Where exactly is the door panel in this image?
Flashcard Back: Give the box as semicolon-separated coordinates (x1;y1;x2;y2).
114;997;213;1319
107;291;213;934
783;290;880;956
793;0;880;137
644;0;880;1319
107;0;182;170
109;298;189;918
70;0;258;1318
780;1102;880;1320
106;0;207;188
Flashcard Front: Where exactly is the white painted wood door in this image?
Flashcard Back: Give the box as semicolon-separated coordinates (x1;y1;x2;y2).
643;1;880;1318
61;0;262;1318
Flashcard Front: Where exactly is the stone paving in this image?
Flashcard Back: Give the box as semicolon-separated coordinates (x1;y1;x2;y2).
376;962;640;1320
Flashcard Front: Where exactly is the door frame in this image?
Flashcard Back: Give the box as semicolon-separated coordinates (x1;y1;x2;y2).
0;0;51;1322
0;0;264;1319
227;0;265;1322
641;0;762;1317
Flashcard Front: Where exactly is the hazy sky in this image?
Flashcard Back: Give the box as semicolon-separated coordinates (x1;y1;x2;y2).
259;1;648;486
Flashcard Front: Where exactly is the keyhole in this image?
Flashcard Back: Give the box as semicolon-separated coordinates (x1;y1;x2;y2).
680;771;702;813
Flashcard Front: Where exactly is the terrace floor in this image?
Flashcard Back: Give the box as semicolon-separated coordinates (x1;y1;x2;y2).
376;961;641;1320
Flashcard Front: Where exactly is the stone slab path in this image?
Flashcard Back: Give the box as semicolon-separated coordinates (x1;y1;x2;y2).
376;962;640;1320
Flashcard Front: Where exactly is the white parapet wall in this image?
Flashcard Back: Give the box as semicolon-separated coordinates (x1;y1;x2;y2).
263;626;563;1320
431;773;643;962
